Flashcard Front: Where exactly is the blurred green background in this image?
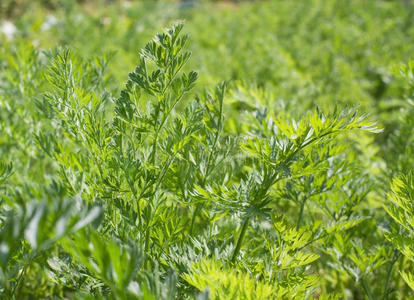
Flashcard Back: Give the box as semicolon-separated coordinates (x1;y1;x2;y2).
1;0;412;107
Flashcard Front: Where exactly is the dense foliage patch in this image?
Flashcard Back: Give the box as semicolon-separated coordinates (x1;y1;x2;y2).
1;0;414;299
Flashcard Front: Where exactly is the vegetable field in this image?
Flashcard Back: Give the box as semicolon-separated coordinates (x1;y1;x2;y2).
1;0;414;299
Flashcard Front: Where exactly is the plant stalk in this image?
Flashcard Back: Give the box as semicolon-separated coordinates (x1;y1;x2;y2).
361;277;374;300
383;250;399;300
296;199;306;230
231;216;250;263
144;227;151;268
189;204;202;235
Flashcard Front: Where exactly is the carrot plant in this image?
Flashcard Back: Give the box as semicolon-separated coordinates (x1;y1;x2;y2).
1;13;414;299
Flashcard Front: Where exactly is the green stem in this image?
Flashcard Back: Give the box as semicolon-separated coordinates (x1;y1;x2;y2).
395;255;405;292
189;204;202;234
150;107;161;164
361;277;374;300
11;266;26;298
296;199;306;230
151;90;186;164
231;216;250;263
383;250;399;300
144;226;151;268
11;253;35;299
189;84;226;236
297;232;328;251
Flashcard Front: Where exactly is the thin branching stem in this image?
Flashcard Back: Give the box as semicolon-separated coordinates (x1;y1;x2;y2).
189;85;225;235
361;277;374;300
231;216;251;263
383;250;399;300
296;198;306;230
